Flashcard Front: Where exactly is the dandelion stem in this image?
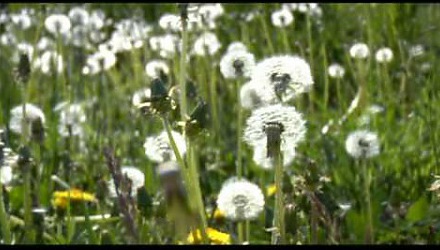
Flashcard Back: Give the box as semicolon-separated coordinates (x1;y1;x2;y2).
162;117;208;243
236;79;243;179
362;160;374;244
179;9;188;119
310;202;318;244
235;79;245;244
187;143;209;243
238;221;245;244
272;148;285;244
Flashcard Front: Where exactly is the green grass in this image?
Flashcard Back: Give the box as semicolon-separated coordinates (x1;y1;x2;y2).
0;3;440;244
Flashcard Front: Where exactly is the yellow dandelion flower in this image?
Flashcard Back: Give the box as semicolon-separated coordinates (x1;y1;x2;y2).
187;227;231;245
52;189;97;209
213;208;225;220
267;184;276;197
207;208;225;220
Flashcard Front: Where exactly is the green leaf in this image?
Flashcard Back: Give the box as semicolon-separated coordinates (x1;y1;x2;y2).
406;196;429;223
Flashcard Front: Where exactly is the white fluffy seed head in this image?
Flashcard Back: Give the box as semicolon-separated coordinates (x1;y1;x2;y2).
132;88;152;107
145;60;170;79
216;177;265;221
375;47;393;63
45;14;71;35
158;13;181;32
227;42;248;53
239;81;267;110
251;55;314;102
345;130;380;159
108;166;145;198
56;103;86;137
220;50;255;79
243;104;307;151
9;103;46;136
193;32;221;56
328;63;345;79
252;145;296;170
85;50;117;75
144;130;186;163
271;8;294;27
0;166;13;186
349;43;370;59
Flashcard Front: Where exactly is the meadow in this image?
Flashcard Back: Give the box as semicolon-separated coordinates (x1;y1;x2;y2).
0;3;439;244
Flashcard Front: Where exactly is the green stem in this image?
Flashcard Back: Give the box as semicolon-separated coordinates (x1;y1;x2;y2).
208;56;220;146
235;79;245;243
362;160;373;244
310;202;318;244
187;143;209;243
236;79;243;179
272;149;285;244
0;182;12;244
162;117;208;243
306;14;315;113
179;14;188;119
238;221;245;244
280;27;291;53
259;7;275;54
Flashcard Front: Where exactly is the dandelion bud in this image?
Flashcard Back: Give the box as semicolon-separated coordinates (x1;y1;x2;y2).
184;100;209;139
136;78;176;116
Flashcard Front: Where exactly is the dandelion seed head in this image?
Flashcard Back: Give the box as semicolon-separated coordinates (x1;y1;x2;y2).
281;3;298;11
159;13;181;32
239;81;267;110
345;130;380;159
0;166;12;186
216;177;264;221
328;63;345;79
251;55;314;102
220;50;255;79
252;145;296;170
197;3;224;21
84;49;117;75
144;130;186;163
1;32;17;46
145;60;170;79
409;44;424;57
132;88;151;107
375;47;393;63
11;12;32;30
271;8;294;27
108;166;145;198
243;104;306;151
68;6;90;26
349;43;370;59
9;103;46;136
56;103;86;137
45;14;72;35
227;42;248;53
36;37;55;51
38;51;64;75
193;32;221;56
15;42;34;62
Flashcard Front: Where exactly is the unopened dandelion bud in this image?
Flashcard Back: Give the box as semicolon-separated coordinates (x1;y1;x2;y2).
184;100;209;139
